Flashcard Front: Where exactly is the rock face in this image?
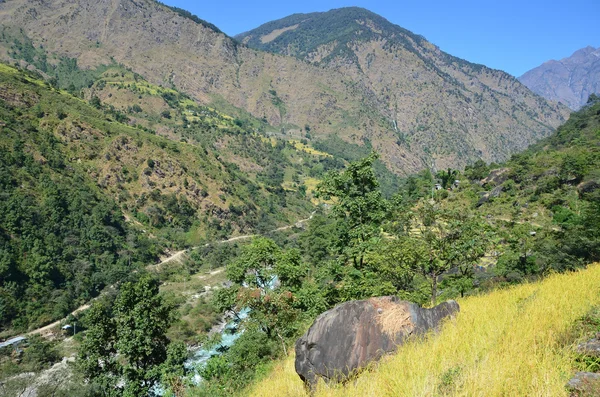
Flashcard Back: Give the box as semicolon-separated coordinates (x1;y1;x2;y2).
294;296;459;387
577;338;600;357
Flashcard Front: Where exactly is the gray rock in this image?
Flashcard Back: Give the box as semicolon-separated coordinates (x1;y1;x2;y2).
567;372;600;392
577;338;600;358
294;296;459;387
480;168;510;187
476;185;504;207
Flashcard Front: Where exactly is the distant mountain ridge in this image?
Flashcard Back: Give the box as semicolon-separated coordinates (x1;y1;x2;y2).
519;46;600;110
0;1;569;173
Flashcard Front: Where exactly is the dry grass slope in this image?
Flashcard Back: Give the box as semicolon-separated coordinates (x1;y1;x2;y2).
248;263;600;396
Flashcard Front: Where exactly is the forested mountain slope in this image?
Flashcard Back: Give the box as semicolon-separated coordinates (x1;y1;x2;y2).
0;1;569;173
0;63;323;333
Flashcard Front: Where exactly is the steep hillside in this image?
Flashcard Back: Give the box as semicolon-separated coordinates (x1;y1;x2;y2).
237;7;570;169
519;46;600;110
0;1;568;173
0;63;325;333
248;263;600;396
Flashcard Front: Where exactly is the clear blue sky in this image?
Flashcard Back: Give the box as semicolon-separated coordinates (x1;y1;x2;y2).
161;0;599;77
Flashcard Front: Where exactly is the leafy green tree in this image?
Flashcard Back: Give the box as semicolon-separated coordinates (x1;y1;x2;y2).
212;286;241;321
223;237;305;352
316;152;388;268
464;159;489;181
436;168;459;189
78;275;185;396
90;96;102;109
226;237;280;290
402;203;488;305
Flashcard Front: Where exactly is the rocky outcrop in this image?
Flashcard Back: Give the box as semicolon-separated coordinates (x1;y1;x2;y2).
577;337;600;358
567;372;600;393
476;185;504;207
294;296;459;387
567;335;600;393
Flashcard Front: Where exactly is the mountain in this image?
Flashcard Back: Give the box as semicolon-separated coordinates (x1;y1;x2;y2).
519;46;600;110
237;7;571;168
0;1;569;174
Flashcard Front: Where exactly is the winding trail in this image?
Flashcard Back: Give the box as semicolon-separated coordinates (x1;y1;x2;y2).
151;211;316;270
20;211;316;338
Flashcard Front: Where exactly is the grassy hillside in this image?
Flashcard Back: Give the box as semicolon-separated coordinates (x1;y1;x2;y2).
248;263;600;396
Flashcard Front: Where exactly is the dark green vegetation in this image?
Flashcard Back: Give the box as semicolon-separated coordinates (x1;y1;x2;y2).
237;7;430;63
78;275;186;396
313;135;400;197
1;27;113;94
0;69;153;332
155;2;224;34
0;61;329;334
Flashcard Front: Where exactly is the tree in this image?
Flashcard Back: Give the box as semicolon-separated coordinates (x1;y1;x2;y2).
316;152;388;268
403;203;488;305
223;238;303;353
226;237;280;290
78;275;185;396
436;168;458;189
464;160;489;181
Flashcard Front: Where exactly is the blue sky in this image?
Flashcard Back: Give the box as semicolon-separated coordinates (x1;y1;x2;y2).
161;0;599;77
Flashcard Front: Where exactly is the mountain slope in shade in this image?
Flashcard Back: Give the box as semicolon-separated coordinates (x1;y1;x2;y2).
0;1;569;174
519;46;600;110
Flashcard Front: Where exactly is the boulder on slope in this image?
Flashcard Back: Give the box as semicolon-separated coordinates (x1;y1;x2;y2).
294;296;459;387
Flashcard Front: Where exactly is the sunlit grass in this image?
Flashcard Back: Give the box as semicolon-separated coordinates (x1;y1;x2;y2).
248;263;600;397
289;139;332;157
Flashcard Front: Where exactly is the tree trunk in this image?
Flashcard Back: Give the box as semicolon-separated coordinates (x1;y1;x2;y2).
276;331;287;356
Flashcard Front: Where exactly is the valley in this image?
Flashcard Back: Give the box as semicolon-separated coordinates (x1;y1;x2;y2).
0;1;598;396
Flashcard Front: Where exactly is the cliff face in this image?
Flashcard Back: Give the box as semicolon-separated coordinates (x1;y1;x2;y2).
519;46;600;110
0;1;569;173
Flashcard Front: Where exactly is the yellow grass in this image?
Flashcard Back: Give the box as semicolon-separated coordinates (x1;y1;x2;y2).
289;140;332;157
0;63;44;86
248;263;600;397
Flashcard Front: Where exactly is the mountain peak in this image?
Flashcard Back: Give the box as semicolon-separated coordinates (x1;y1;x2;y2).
519;45;600;109
235;7;426;60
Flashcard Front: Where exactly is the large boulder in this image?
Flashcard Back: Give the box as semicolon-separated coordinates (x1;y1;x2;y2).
295;296;459;387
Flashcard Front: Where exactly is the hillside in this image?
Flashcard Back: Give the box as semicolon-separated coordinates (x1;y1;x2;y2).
0;62;328;333
0;1;569;174
519;46;600;110
192;94;600;397
248;263;600;396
